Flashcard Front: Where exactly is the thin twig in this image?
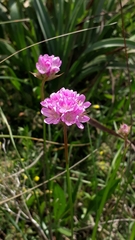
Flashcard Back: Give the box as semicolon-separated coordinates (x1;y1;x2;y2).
75;218;135;232
1;150;44;181
0;23;117;65
22;199;48;240
0;134;91;146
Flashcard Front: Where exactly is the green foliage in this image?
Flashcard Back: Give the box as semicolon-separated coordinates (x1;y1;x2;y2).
0;0;135;239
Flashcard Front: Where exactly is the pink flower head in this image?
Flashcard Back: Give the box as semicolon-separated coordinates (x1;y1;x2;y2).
36;54;62;77
41;88;91;129
118;123;131;137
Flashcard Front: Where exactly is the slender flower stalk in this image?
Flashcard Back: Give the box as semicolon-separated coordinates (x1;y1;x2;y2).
41;87;91;238
41;77;47;101
63;123;73;238
37;54;62;185
35;54;62;163
34;54;62;238
37;54;91;238
63;123;68;165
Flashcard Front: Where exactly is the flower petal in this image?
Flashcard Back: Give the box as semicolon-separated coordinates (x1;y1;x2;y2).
40;88;91;129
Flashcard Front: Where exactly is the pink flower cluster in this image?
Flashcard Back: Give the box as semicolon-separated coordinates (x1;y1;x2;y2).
41;88;91;129
118;123;131;137
36;54;62;76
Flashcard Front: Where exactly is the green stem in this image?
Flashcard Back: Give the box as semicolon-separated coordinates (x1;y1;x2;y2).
41;78;46;101
63;124;73;239
41;79;53;239
41;79;47;182
41;77;49;177
41;79;47;200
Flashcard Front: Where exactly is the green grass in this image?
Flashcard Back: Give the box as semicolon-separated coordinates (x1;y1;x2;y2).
0;0;135;239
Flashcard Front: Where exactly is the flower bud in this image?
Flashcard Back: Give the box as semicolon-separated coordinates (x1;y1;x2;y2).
118;123;131;137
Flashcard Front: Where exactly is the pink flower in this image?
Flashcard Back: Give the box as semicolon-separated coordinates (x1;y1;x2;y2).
118;123;131;137
41;88;91;129
36;54;62;76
